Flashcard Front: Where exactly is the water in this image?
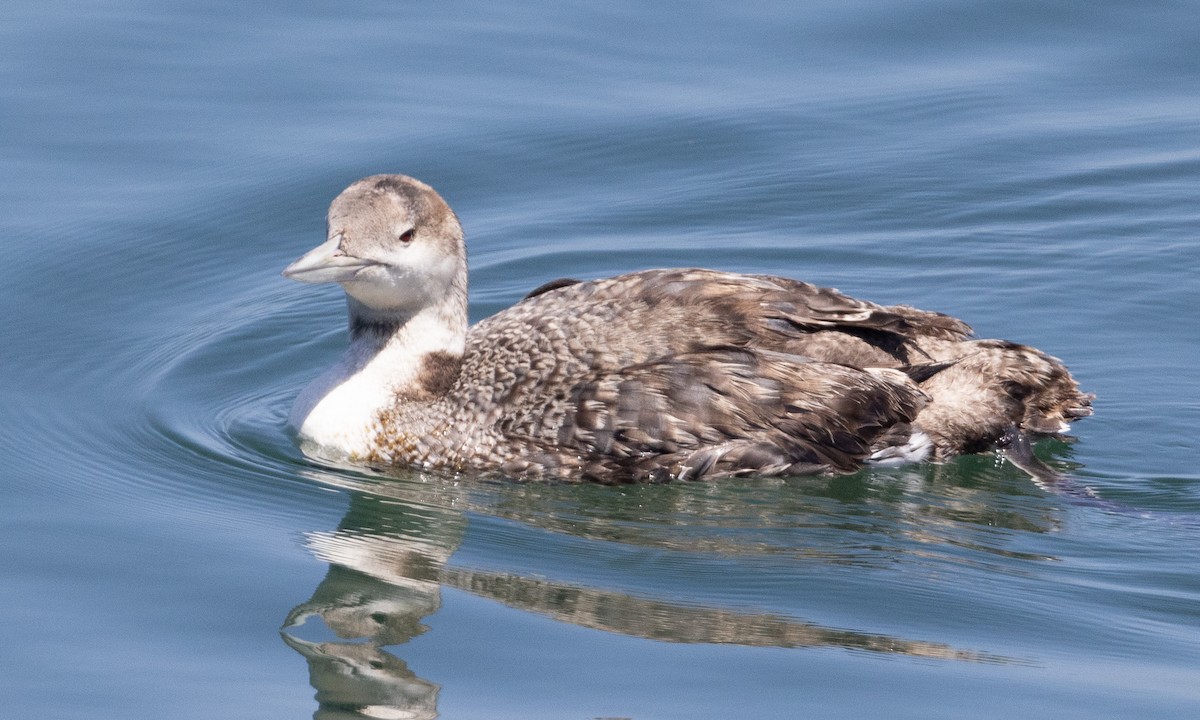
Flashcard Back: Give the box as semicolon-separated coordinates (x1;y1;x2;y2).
3;1;1199;717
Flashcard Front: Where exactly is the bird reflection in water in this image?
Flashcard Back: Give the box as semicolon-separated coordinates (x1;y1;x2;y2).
280;461;1058;718
281;630;439;720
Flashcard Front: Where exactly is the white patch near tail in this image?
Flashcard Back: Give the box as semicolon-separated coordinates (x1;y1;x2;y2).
868;430;933;465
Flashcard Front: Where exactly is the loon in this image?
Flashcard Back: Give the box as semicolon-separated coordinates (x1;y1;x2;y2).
282;174;1092;483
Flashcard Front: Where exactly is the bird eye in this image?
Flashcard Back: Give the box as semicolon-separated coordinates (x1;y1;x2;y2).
398;228;416;244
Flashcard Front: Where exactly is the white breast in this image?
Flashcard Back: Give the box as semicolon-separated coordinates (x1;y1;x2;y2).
290;320;455;459
290;363;390;458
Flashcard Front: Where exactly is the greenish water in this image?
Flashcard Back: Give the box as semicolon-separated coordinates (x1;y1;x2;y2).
2;1;1199;718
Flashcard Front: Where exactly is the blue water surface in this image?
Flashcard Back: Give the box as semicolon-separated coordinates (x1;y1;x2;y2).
2;1;1199;718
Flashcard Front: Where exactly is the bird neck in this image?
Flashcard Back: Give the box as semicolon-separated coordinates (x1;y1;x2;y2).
344;289;467;400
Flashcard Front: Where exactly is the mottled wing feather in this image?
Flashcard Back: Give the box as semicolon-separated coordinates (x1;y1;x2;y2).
614;269;973;366
551;347;925;483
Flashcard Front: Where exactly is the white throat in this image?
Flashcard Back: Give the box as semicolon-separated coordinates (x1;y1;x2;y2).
290;298;465;460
